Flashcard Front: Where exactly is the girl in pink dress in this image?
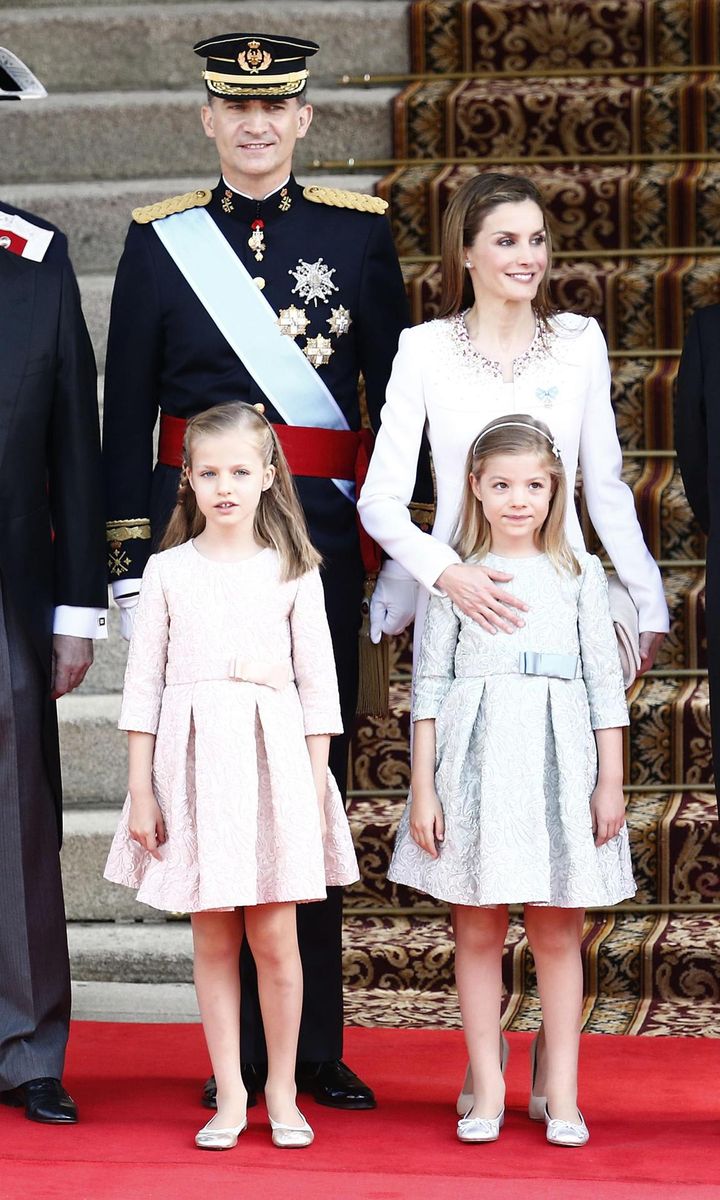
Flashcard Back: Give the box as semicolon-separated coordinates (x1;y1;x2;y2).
104;402;358;1152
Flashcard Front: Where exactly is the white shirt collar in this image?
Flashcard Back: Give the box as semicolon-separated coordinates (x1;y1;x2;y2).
222;175;291;202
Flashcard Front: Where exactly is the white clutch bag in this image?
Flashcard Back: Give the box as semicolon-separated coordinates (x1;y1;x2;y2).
607;576;641;689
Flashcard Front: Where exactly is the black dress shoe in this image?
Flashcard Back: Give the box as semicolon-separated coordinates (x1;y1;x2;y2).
201;1066;259;1110
296;1060;376;1110
0;1077;78;1124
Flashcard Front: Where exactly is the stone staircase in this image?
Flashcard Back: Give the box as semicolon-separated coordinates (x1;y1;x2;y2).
5;0;720;1036
1;0;411;1022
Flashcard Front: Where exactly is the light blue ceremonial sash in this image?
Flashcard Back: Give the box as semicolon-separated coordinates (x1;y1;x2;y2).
153;207;354;502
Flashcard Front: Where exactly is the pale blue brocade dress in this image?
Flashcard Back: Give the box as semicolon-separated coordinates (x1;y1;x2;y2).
388;551;636;908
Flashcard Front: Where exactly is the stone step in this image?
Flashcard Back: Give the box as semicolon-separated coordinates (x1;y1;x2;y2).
395;75;720;160
72;979;199;1022
350;674;713;795
2;173;383;275
3;3;409;93
404;255;720;353
383;162;720;258
61;786;719;923
3;87;396;184
66;912;720;1018
347;790;720;911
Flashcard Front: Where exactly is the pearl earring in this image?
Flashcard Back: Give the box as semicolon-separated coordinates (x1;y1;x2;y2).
464;259;472;269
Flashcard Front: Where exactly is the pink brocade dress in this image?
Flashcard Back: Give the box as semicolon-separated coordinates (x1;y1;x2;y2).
104;542;359;912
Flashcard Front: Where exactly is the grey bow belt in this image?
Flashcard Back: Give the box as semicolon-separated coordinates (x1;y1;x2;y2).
456;652;581;681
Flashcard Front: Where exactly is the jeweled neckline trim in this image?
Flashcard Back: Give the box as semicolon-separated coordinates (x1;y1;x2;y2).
448;311;551;382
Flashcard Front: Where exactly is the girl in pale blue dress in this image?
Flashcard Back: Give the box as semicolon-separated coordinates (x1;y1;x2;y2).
389;415;635;1148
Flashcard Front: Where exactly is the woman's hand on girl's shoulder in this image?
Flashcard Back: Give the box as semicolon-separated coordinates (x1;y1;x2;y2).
128;789;166;860
590;781;625;847
409;788;445;858
436;563;527;634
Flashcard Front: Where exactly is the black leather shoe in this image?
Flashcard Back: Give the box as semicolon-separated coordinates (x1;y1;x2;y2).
201;1066;260;1110
296;1060;376;1110
0;1077;78;1124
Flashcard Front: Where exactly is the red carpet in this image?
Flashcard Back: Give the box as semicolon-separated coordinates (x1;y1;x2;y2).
1;1025;719;1199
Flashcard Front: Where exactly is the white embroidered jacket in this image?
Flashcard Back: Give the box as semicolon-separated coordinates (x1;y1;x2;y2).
358;312;669;633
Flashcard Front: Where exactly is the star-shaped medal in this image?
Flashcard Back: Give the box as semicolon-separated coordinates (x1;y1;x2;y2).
327;306;352;337
304;334;334;367
289;257;338;307
277;305;310;339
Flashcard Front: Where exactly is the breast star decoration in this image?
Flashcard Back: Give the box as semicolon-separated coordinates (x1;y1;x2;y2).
277;305;310;339
327;306;352;337
289;257;339;307
304;334;334;367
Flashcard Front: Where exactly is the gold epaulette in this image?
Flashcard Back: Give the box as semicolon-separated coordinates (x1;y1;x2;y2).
303;185;388;215
132;189;213;225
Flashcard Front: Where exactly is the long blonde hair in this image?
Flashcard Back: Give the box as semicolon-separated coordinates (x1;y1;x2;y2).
452;414;580;576
160;402;321;580
438;172;556;327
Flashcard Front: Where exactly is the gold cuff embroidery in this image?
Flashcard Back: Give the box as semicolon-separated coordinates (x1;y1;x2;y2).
106;518;151;543
409;502;435;531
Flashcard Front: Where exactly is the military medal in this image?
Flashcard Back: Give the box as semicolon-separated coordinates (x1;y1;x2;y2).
289;257;338;307
327;306;352;337
277;305;310;339
304;334;334;367
248;219;266;262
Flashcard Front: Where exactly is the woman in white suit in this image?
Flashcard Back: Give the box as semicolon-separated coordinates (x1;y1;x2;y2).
357;172;668;1115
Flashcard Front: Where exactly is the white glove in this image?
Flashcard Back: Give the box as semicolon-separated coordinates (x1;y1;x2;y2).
115;591;139;642
369;559;419;644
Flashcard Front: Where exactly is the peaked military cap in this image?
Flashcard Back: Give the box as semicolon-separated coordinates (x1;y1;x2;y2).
194;33;319;99
0;47;47;101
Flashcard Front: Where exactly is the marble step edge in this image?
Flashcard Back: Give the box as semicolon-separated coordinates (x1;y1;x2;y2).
1;173;384;276
66;910;720;989
60;791;719;921
3;3;409;93
2;88;397;186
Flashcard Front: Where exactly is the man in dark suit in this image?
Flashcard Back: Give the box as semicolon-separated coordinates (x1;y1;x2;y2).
102;31;419;1110
676;307;720;816
0;51;107;1124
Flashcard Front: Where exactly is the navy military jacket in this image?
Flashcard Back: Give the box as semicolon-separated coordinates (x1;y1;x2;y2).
102;175;411;579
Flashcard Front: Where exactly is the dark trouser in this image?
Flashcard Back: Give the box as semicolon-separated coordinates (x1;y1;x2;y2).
0;585;71;1089
240;554;363;1064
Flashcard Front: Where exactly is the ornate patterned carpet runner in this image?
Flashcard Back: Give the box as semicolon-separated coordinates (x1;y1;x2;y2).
345;0;720;1036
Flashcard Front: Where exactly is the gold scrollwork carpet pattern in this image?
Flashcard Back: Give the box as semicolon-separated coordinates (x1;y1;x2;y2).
343;0;720;1038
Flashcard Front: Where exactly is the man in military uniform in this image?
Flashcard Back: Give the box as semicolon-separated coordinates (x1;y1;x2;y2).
0;49;107;1125
102;32;411;1110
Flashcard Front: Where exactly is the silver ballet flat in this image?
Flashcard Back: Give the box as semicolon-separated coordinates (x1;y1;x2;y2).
456;1032;510;1116
457;1107;505;1144
195;1114;248;1150
269;1109;314;1149
528;1032;548;1121
545;1106;590;1147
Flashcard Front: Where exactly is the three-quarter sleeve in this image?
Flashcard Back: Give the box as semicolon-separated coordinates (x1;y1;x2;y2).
118;555;169;734
577;319;669;633
290;568;344;736
358;327;460;592
578;555;630;730
412;593;460;721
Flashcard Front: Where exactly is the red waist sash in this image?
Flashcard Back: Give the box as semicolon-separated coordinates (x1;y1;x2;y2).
157;412;380;571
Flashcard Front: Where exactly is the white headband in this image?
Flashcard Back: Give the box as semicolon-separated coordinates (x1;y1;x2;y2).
472;421;561;460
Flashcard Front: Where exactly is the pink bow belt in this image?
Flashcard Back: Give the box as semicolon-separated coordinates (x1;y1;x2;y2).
165;658;293;689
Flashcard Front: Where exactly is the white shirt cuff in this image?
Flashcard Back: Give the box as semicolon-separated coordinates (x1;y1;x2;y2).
53;606;108;639
112;578;142;602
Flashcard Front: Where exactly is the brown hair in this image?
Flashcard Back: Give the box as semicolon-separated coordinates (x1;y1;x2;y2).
159;402;321;580
451;413;580;576
438;173;556;327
